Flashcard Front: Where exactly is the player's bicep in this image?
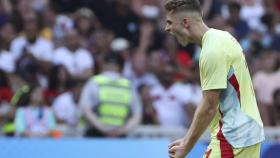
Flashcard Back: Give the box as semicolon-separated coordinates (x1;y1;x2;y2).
202;90;220;108
200;51;228;91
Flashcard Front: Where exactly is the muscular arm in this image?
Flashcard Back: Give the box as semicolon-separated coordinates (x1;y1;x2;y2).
181;90;220;154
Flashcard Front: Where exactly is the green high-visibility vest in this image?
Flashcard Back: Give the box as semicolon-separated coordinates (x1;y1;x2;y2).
93;75;132;127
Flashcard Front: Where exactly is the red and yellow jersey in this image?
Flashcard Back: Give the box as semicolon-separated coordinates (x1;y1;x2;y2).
199;29;265;148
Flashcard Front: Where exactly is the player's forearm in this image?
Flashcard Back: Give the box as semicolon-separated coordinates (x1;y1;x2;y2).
182;98;217;153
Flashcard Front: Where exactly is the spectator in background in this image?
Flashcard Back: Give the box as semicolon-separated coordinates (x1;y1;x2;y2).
88;29;114;56
103;0;140;45
0;22;16;47
15;86;56;137
261;12;280;52
124;49;159;90
87;29;113;74
80;53;142;137
52;28;94;81
0;22;16;74
162;35;194;82
150;62;197;127
52;80;82;128
240;29;263;56
137;84;158;125
52;14;74;47
148;49;168;78
11;62;44;115
40;6;57;41
74;8;100;47
253;53;280;125
44;65;71;106
227;1;250;40
0;70;14;136
138;17;165;51
10;11;53;89
11;12;54;75
122;18;159;79
271;89;280;126
240;0;265;30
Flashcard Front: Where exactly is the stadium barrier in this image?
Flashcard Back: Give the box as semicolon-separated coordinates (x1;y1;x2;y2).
0;126;279;158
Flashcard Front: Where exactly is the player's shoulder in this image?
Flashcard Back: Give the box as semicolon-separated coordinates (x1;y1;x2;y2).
208;28;230;37
208;29;240;47
201;29;233;56
203;29;230;45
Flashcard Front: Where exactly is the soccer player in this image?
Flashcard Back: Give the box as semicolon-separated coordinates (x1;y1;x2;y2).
164;0;265;158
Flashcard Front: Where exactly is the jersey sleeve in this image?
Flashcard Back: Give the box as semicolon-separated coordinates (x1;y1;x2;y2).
199;50;228;91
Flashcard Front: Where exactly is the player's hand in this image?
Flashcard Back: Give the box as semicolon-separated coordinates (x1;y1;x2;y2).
168;138;188;158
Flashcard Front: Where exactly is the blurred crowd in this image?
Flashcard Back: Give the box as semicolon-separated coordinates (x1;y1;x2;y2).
0;0;280;138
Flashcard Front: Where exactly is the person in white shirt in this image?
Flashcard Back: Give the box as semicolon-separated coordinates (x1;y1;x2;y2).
53;29;94;81
10;13;54;73
0;50;15;74
0;22;17;74
15;86;56;137
150;62;200;127
52;80;82;127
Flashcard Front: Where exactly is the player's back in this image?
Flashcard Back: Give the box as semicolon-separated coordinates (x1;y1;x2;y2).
199;29;265;148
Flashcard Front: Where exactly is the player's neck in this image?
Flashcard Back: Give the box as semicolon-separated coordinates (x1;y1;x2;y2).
192;22;209;47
